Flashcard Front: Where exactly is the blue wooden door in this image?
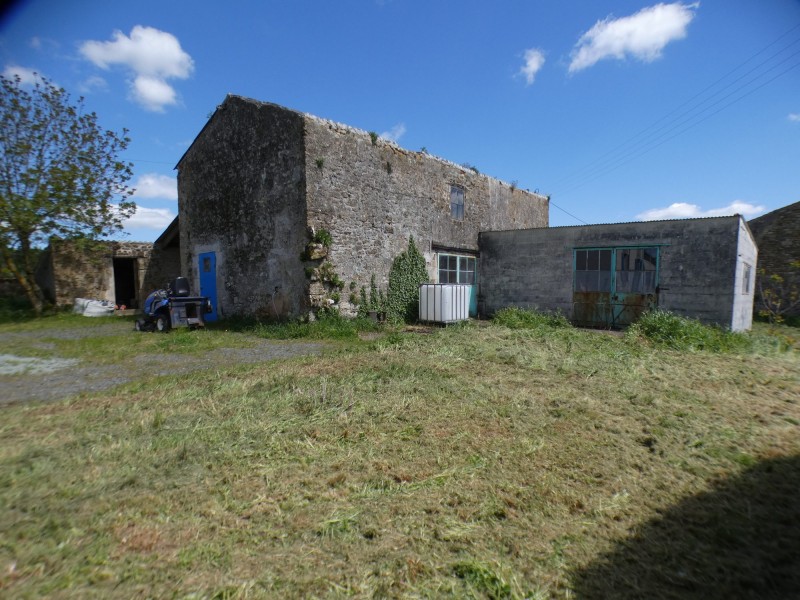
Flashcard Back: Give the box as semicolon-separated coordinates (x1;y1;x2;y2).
198;252;218;322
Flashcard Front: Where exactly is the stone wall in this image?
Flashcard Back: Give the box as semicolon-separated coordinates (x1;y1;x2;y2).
480;216;755;331
178;96;309;318
748;201;800;317
303;114;548;309
35;239;175;309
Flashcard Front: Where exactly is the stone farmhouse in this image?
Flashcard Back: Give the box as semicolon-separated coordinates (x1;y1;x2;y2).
176;95;549;320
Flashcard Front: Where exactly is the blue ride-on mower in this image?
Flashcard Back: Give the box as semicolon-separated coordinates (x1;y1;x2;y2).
135;277;213;332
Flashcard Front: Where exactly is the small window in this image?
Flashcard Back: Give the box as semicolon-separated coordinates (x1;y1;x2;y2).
450;185;465;220
616;247;657;294
574;249;612;292
438;253;476;284
742;263;752;294
202;257;211;273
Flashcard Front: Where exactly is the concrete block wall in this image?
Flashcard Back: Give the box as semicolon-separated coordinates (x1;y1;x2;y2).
480;216;755;330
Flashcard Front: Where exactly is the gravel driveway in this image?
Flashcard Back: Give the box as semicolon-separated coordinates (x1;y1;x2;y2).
0;321;324;406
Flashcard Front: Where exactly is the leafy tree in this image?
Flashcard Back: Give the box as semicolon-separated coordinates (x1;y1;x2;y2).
0;74;135;314
387;236;429;323
757;261;800;324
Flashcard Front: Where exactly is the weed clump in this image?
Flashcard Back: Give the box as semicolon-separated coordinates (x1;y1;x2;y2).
492;307;571;330
247;312;381;341
626;310;750;353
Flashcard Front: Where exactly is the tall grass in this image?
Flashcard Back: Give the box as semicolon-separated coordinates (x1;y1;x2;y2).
626;310;751;353
0;316;798;597
492;307;572;330
215;312;383;341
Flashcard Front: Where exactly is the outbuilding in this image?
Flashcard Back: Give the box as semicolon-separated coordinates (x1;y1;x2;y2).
479;215;757;331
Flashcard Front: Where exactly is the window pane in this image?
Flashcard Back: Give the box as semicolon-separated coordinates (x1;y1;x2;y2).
588;250;599;271
599;249;611;271
642;248;657;270
575;271;594;292
450;185;465;220
617;270;656;293
575;250;587;271
597;271;612;292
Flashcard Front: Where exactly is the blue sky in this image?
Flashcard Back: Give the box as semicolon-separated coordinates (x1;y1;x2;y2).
1;0;798;241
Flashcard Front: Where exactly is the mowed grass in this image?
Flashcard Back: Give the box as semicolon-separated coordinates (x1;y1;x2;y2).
1;318;798;598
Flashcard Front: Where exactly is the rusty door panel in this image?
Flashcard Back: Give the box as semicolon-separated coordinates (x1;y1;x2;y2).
573;291;657;328
573;291;612;327
611;293;657;327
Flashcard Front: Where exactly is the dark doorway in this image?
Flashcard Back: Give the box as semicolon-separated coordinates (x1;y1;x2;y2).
113;258;138;308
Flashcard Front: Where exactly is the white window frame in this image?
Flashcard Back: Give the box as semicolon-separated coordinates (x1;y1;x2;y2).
438;253;476;284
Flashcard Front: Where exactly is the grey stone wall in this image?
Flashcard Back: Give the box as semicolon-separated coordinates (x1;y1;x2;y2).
177;96;309;318
748;201;800;317
36;239;161;308
480;216;755;330
303;115;548;305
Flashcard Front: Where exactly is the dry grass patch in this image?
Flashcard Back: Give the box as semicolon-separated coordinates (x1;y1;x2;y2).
1;322;798;598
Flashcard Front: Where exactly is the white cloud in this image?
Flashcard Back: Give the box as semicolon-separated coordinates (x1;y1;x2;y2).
569;2;698;73
79;25;194;112
789;113;800;122
519;48;546;85
380;123;407;143
636;200;766;221
132;174;177;200
132;75;177;112
78;75;108;94
3;65;41;85
121;205;176;230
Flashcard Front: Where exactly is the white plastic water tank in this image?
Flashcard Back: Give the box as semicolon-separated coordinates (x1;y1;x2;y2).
419;284;470;323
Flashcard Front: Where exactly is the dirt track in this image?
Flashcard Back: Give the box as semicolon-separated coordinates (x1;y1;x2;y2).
0;321;324;406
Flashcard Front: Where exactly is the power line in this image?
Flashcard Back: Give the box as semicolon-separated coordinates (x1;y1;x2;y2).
546;22;800;222
555;52;800;197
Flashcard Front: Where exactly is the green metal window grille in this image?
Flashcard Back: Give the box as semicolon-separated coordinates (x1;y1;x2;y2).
574;246;659;294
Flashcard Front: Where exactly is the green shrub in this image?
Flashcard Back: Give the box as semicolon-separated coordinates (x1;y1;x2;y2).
313;229;333;248
0;296;37;323
626;310;751;353
387;236;428;323
492;307;571;329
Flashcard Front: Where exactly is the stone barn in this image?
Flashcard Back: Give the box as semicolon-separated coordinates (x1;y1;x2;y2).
479;215;757;331
176;95;549;320
35;234;181;310
747;200;800;319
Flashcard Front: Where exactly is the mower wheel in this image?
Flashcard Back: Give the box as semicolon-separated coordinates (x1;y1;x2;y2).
155;313;170;333
134;319;145;332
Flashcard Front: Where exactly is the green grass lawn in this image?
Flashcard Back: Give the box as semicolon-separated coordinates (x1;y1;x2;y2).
1;315;798;598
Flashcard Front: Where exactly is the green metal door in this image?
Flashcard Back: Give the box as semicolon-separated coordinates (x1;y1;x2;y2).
573;247;659;328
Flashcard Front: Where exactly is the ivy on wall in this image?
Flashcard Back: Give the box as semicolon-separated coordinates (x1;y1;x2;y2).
387;236;428;323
